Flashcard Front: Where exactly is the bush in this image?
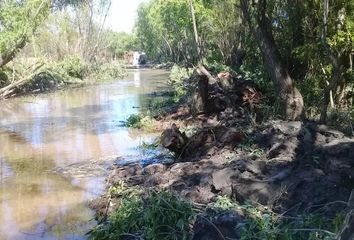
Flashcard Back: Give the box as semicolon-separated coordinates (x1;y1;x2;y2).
327;109;354;136
206;61;235;73
100;63;125;79
90;190;195;240
57;55;87;79
88;62;125;81
236;201;342;240
126;114;154;131
169;65;192;84
169;65;193;103
126;114;142;128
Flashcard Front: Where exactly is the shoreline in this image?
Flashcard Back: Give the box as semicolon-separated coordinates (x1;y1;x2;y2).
89;68;354;239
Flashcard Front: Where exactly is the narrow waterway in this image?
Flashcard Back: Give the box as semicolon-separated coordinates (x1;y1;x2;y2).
0;69;169;239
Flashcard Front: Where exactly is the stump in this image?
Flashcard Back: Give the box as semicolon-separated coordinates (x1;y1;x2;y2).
191;74;209;115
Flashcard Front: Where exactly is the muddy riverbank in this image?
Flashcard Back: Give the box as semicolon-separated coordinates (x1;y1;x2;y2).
91;69;354;239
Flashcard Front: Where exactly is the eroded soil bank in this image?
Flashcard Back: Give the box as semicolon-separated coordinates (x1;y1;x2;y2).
90;70;354;239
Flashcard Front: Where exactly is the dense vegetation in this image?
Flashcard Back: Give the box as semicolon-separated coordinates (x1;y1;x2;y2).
1;0;353;125
135;0;354;125
0;0;126;98
99;1;353;239
91;186;345;240
1;0;353;239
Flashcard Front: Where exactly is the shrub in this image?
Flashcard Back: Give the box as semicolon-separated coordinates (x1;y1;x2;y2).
90;190;195;240
144;191;194;240
100;63;125;79
88;62;126;81
126;114;142;128
238;202;342;240
169;65;192;85
327;109;354;136
126;114;154;131
58;55;87;79
169;65;193;103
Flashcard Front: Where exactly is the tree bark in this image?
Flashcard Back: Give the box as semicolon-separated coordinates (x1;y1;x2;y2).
192;67;209;115
240;0;304;120
188;0;201;62
88;0;112;62
0;37;27;68
197;65;217;84
0;63;44;99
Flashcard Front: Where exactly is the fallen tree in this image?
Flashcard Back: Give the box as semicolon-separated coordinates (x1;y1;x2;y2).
0;63;44;99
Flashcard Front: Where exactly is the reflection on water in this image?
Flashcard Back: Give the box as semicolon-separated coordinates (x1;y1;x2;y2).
0;70;169;239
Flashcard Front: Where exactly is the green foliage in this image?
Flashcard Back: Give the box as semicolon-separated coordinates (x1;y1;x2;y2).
0;0;50;55
91;194;144;240
327;109;354;136
214;196;237;211
105;31;140;59
90;189;195;240
169;65;193;102
126;114;143;128
238;138;265;158
87;62;126;81
206;61;235;73
238;202;341;240
0;70;9;88
126;114;154;131
92;184;344;240
146;96;175;115
144;191;194;240
169;65;192;84
135;0;243;65
57;55;87;79
1;55;125;96
135;0;200;63
134;0;354;120
139;139;160;151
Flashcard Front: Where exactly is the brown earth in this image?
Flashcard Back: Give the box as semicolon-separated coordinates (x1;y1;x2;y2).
90;71;354;239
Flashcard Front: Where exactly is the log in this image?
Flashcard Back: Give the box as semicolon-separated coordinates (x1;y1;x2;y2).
196;65;217;84
0;63;44;99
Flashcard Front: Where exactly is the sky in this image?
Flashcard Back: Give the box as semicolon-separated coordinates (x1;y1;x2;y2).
105;0;149;33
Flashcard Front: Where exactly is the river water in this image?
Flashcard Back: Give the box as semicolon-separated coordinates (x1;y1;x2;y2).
0;70;169;239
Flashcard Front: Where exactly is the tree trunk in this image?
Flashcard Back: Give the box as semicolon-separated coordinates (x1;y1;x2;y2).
0;37;27;68
240;0;304;120
319;0;345;123
192;67;209;115
0;63;43;99
88;0;112;62
188;0;201;62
